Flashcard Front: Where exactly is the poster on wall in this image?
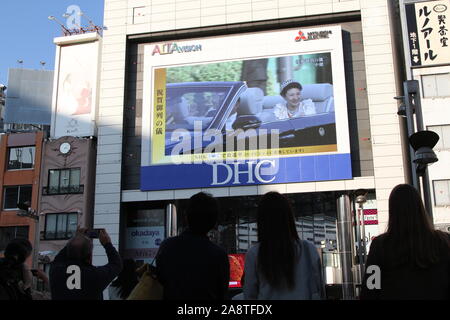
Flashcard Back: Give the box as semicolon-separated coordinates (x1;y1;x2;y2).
52;40;100;138
124;209;165;264
141;26;352;191
406;0;450;67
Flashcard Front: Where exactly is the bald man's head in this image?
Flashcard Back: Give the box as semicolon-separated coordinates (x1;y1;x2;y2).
67;234;93;264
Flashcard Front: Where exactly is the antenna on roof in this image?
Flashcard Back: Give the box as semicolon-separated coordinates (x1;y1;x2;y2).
79;10;104;35
48;16;72;36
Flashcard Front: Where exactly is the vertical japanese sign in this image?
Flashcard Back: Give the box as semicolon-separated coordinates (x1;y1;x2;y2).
152;68;166;164
406;0;450;67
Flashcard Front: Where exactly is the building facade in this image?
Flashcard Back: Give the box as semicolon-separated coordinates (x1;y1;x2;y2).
38;136;97;266
0;132;44;266
90;0;412;298
399;0;450;232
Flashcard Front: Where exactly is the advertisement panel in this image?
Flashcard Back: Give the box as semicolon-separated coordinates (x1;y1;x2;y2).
4;68;54;125
406;0;450;67
124;209;165;263
228;253;246;288
141;26;352;191
52;40;100;138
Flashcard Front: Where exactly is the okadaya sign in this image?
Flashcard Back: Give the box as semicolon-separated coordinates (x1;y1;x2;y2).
406;0;450;67
140;26;352;191
124;209;165;262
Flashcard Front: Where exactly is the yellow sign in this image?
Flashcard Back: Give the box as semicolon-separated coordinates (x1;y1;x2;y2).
151;68;166;164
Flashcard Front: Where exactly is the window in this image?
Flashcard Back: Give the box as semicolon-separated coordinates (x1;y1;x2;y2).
0;226;29;252
427;124;450;150
45;168;82;195
433;180;450;206
7;146;35;170
44;213;78;240
422;73;450;98
3;185;32;210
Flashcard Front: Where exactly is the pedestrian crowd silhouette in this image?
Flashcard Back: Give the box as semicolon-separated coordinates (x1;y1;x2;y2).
0;184;448;300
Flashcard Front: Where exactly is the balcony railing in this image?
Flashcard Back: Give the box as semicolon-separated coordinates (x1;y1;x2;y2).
42;185;84;196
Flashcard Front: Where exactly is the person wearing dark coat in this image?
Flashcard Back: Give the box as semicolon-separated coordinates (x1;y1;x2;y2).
49;228;122;300
361;184;450;300
156;192;230;300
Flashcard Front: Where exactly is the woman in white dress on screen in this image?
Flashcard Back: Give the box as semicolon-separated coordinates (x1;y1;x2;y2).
274;79;316;120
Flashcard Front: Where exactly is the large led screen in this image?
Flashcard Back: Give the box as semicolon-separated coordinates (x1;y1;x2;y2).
141;26;352;190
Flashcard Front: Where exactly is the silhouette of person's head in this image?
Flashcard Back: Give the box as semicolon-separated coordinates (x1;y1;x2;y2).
4;238;33;265
257;191;298;242
386;183;450;268
186;192;219;235
256;192;299;290
388;183;431;233
67;234;93;264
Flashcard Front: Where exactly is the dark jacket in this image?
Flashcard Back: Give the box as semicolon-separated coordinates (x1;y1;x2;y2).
49;242;122;300
156;230;230;300
0;258;32;300
360;234;450;300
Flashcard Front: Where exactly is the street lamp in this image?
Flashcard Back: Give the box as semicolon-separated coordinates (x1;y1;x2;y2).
353;188;368;290
396;80;440;222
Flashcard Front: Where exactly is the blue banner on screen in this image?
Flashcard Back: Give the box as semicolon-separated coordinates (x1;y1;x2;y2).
141;153;352;190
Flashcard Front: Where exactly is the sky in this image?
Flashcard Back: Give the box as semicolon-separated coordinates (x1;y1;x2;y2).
0;1;105;85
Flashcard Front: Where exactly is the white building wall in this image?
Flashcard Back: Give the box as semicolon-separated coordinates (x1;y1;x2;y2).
94;0;407;274
93;0;127;268
412;66;450;226
360;0;407;233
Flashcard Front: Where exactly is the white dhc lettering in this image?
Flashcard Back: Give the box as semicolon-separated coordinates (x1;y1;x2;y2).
211;160;277;186
212;163;233;185
233;161;255;184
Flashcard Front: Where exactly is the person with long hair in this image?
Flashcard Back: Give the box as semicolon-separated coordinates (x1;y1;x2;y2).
243;192;324;299
0;238;33;300
361;184;450;299
109;259;139;300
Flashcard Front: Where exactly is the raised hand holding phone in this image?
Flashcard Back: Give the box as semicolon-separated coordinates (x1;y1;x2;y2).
98;229;111;246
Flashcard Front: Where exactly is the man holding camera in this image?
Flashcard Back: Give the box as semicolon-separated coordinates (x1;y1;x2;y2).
49;228;122;300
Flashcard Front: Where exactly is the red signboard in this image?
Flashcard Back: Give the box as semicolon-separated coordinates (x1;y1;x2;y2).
228;254;245;288
363;209;378;225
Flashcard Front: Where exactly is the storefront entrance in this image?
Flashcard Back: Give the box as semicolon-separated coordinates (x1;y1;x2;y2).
122;190;376;299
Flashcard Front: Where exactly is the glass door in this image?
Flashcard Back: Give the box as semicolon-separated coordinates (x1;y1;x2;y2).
123;209;166;265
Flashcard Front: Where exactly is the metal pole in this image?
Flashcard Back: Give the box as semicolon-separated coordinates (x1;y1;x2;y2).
353;199;364;284
32;215;40;269
403;81;421;192
166;204;172;238
359;206;367;267
421;171;434;223
336;194;355;300
405;80;434;222
166;203;178;238
399;0;436;223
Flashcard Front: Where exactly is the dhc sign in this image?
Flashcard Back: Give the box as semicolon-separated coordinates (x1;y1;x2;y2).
140;154;352;191
211;160;277;186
